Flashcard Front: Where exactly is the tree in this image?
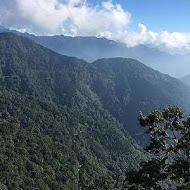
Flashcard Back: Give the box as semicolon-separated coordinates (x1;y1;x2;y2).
125;106;190;190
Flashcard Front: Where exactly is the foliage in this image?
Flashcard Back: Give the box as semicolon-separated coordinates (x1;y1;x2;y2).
126;106;190;189
0;87;144;189
0;33;190;143
0;33;190;189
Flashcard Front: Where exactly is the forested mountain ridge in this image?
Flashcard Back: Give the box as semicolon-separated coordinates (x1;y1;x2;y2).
0;32;145;189
91;58;190;138
1;26;190;77
0;32;190;141
180;74;190;87
28;35;190;78
0;87;143;189
0;32;190;189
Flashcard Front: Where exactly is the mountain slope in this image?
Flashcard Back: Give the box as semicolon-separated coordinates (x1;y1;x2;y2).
23;34;190;78
0;32;147;189
26;34;182;76
0;87;143;190
1;26;190;77
180;74;190;87
0;33;190;142
90;58;190;139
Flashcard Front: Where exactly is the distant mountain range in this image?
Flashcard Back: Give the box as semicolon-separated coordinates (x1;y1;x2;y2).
1;32;190;141
180;74;190;87
0;26;189;78
0;32;190;189
0;32;143;189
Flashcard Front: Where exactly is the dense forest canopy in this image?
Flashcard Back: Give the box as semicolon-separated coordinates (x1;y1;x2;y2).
126;106;190;190
0;87;143;189
0;33;190;189
0;33;190;142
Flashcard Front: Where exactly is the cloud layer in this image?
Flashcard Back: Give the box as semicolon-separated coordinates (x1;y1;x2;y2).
0;0;130;36
0;0;190;50
118;23;190;49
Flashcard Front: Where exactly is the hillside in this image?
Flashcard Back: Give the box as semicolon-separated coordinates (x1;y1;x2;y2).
1;26;190;77
0;87;143;190
21;34;190;78
0;33;190;142
1;32;190;188
180;74;190;87
91;58;190;139
24;34;183;77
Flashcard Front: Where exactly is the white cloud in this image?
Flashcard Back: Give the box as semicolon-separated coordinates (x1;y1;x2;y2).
157;31;188;48
116;23;190;49
0;0;190;50
0;0;130;36
138;23;147;34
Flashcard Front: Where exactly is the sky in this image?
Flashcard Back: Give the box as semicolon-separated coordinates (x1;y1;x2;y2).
0;0;190;51
114;0;190;33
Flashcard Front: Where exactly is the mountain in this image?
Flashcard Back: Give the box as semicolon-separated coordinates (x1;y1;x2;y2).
0;87;143;190
1;26;190;77
32;35;190;77
91;58;190;139
1;32;190;188
0;26;9;33
0;32;190;142
26;34;182;77
0;33;144;189
180;74;190;87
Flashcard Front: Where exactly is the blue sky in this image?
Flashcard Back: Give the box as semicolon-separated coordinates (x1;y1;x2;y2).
89;0;190;32
126;0;190;33
0;0;190;49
